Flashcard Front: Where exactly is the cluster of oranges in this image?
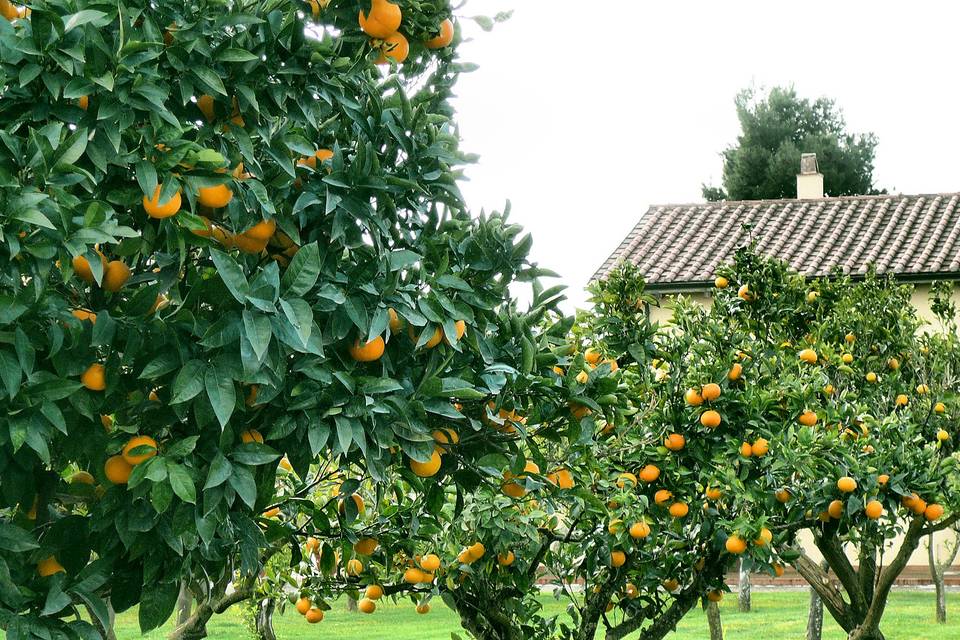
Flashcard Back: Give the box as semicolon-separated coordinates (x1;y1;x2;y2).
359;0;454;65
104;435;158;485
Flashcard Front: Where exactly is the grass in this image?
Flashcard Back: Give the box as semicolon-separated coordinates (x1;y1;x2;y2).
114;590;960;639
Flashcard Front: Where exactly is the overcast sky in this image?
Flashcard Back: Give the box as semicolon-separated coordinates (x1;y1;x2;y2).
449;0;960;309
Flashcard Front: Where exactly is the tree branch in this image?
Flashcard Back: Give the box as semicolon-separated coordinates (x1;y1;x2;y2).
791;550;852;632
813;529;868;618
860;517;925;633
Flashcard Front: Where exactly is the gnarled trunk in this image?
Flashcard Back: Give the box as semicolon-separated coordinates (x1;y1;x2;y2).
707;600;724;640
255;598;277;640
738;559;751;613
806;561;826;640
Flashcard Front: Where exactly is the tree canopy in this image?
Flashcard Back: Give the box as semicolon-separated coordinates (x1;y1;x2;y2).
702;86;882;201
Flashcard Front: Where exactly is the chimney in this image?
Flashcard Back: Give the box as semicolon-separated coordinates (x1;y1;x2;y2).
797;153;824;199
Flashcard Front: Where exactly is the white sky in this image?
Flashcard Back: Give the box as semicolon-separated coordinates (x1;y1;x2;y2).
451;0;960;309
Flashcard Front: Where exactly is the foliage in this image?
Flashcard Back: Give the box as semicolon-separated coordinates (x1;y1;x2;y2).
702;86;882;201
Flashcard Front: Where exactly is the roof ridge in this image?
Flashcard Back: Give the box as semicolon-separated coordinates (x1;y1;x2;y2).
644;192;960;210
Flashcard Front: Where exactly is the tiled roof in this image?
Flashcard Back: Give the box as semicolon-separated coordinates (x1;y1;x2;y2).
593;194;960;290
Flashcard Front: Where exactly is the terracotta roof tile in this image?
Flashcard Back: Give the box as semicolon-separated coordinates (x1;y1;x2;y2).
593;194;960;289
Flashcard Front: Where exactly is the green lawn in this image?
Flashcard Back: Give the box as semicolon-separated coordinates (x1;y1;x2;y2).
114;590;960;639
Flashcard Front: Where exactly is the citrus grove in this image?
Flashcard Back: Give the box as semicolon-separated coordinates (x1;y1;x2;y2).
0;0;585;638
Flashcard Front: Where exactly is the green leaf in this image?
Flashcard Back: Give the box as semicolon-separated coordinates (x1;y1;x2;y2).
55;127;88;166
209;249;250;304
242;310;271;361
279;298;313;346
230;444;280;466
63;10;107;32
12;209;55;229
218;48;260;62
388;249;421;271
163;436;198;458
193;66;227;96
170;360;205;404
228;465;257;508
138;581;179;633
204;453;232;490
0;524;38;552
167;464;196;504
0;350;22;399
204;367;236;428
280;242;320;297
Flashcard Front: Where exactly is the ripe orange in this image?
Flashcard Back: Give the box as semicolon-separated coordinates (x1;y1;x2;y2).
725;535;746;554
365;584;384;600
346;558;364;576
707;590;723;602
700;410;721;428
443;319;467;344
305;608;325;623
654;489;673;505
865;371;877;383
864;500;883;519
639;465;660;483
772;563;785;578
355;538;379;556
69;471;95;485
416;602;430;614
684;388;704;406
798;410;817;426
72;251;106;283
432;428;460;447
296;597;312;615
714;276;728;289
925;503;945;521
663;578;679;591
935;402;947;414
81;363;106;391
739;442;753;458
754;527;773;546
841;353;853;364
798;348;818;364
616;472;638;488
498;550;515;566
388;308;404;333
244;219;277;241
424;18;454;48
823;384;835;395
738;284;752;301
468;542;486;560
775;488;791;503
888;357;900;370
409;326;443;349
375;31;409;64
350;336;386;362
123;435;158;465
877;474;889;486
410;450;441;477
198;183;233;208
575;370;589;384
547;468;575;489
752;438;769;457
663;433;685;451
895;394;908;407
701;383;721;401
705;486;722;500
610;550;626;567
827;499;844;519
305;537;319;553
419;553;440;572
404;567;426;583
837;476;857;493
37;556;66;577
104;455;133;484
917;384;929;395
241;429;264;444
629;521;651;539
78;95;89;110
359;0;401;38
99;260;130;293
668;502;689;518
728;363;742;381
143;185;182;218
584;348;602;365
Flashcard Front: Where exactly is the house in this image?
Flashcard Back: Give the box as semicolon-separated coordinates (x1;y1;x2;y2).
594;154;960;327
593;153;960;579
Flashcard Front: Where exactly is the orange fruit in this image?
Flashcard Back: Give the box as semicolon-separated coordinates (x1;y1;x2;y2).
296;597;312;615
837;477;857;493
725;535;746;554
304;537;319;553
104;455;133;484
388;308;404;333
69;471;95;485
663;433;685;451
197;94;215;122
937;429;950;442
305;608;324;623
684;388;704;406
78;95;89;110
72;251;106;283
865;371;878;383
350;336;386;362
575;370;589;384
895;394;908;407
865;500;883;519
72;308;97;323
935;402;946;414
241;429;264;444
374;30;410;64
752;438;769;457
353;537;379;556
410;450;441;477
888;357;900;370
728;363;742;381
443;319;467;344
37;556;66;577
346;558;364;576
798;348;818;364
497;551;515;566
823;384;835;395
707;590;723;602
714;276;728;289
663;578;679;592
705;486;722;500
547;468;575;489
358;598;376;614
841;353;854;364
569;402;592;419
232;233;268;254
244;219;277;241
639;465;660;483
738;284;752;301
754;527;773;546
668;502;689;518
739;442;753;458
925;503;945;521
798;410;817;426
700;410;721;428
877;474;889;486
339;493;365;515
629;521;651;539
828;499;844;519
610;550;626;568
122;435;158;465
616;472;638;488
416;602;430;614
102;260;131;292
917;384;929;395
654;489;673;505
701;383;721;401
773;563;785;578
775;488;791;503
468;542;486;560
198;183;233;208
81;363;106;391
409;325;443;349
143;185;182;218
424;18;454;48
420;553;440;571
359;0;401;38
404;567;426;583
365;585;384;600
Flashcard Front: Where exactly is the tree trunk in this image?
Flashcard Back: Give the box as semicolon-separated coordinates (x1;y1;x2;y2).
176;582;193;626
168;584;253;640
936;581;947;625
255;598;277;640
928;530;948;624
738;559;751;613
707;601;724;640
346;595;358;612
806;561;827;640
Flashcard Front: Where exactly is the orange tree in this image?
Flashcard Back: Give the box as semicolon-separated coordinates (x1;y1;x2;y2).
0;1;575;638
